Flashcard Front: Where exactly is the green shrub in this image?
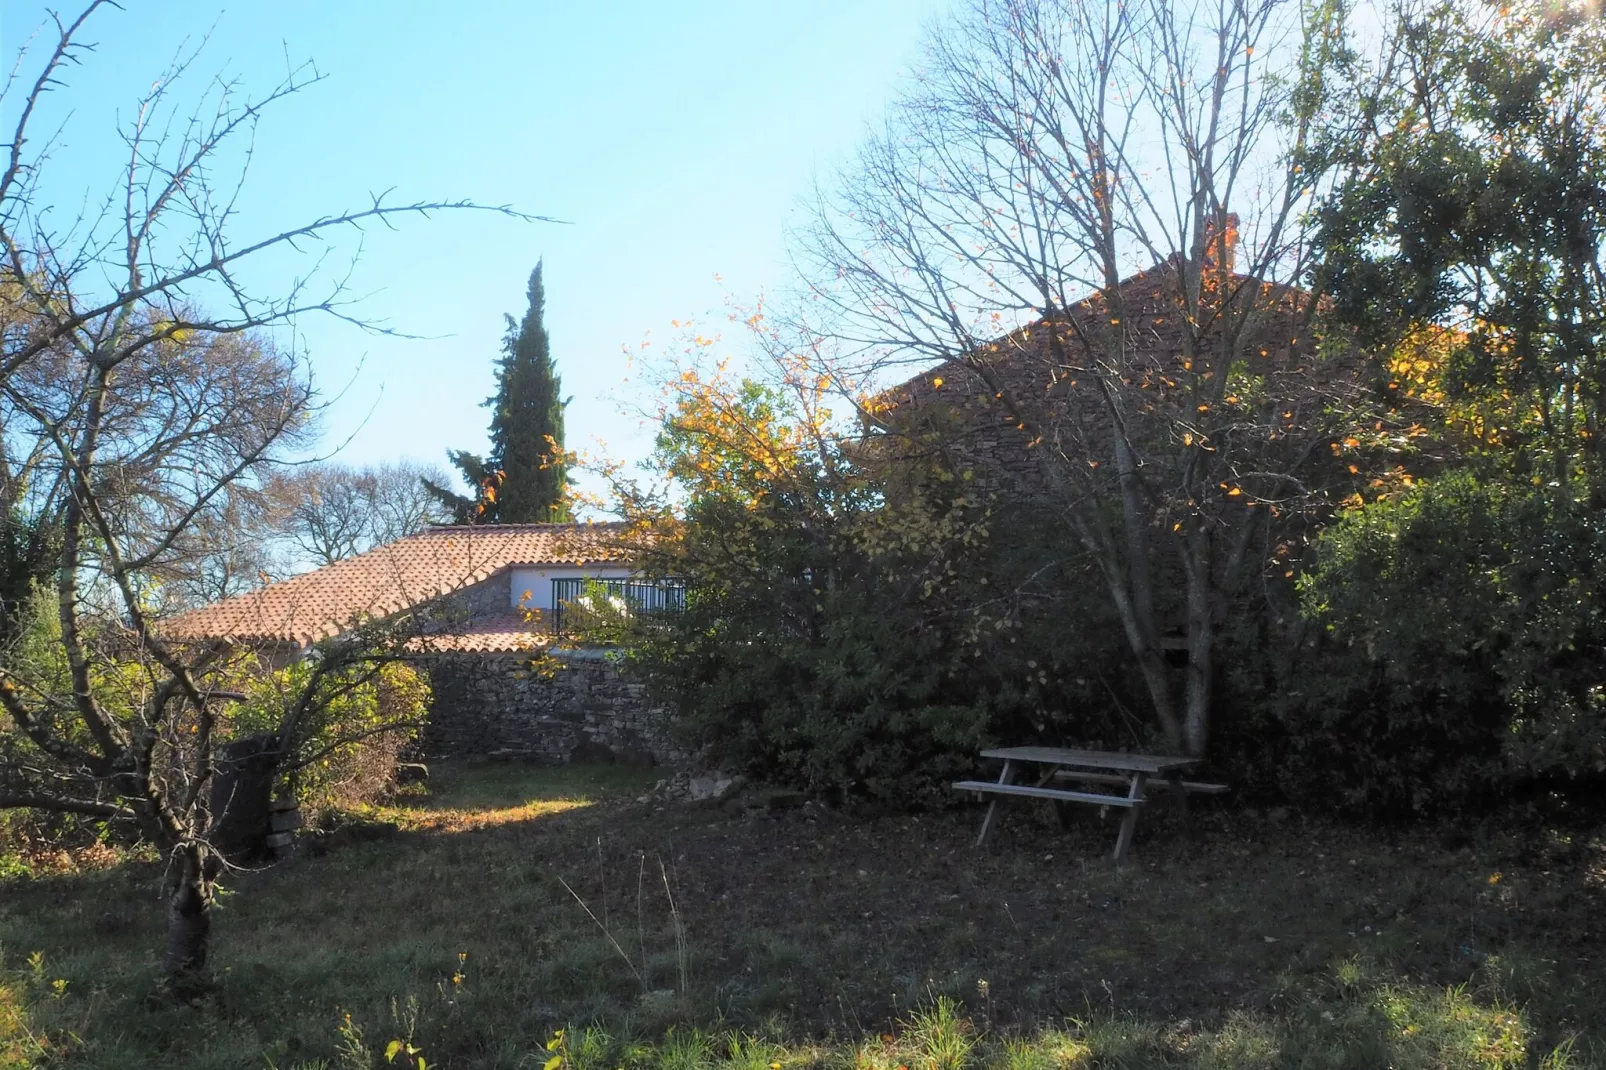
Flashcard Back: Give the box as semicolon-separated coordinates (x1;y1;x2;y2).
630;486;1140;805
1257;472;1606;813
626;372;1187;804
0;585;149;861
229;657;430;809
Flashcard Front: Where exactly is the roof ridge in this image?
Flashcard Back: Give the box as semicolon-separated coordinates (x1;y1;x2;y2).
873;260;1293;405
421;519;629;532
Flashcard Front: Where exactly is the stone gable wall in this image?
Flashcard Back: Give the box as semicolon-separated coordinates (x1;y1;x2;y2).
452;574;514;616
424;574;514;627
421;648;685;766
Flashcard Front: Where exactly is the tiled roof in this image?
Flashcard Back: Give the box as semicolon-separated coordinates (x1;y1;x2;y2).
163;522;632;646
409;614;554;655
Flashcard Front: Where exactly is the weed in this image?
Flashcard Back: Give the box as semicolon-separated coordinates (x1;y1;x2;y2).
557;1025;619;1070
1540;1035;1579;1070
659;1026;715;1070
334;1010;372;1070
724;1031;789;1070
660;857;691;1001
560;849;692;1004
0;976;49;1070
382;994;428;1069
1330;954;1368;998
905;996;974;1070
561;874;645;988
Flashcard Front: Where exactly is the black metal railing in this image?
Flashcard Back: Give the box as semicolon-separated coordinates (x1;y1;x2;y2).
549;577;687;636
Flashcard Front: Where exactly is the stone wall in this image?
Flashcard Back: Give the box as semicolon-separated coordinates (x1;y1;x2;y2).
421;648;684;766
451;574;515;617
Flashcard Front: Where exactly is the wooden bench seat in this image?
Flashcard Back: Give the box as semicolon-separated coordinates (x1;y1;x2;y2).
1052;770;1229;794
951;780;1142;808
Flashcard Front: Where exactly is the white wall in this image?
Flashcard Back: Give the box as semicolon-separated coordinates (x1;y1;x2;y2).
508;566;638;611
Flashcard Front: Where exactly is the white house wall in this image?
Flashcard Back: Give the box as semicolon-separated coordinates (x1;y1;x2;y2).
508;566;638;611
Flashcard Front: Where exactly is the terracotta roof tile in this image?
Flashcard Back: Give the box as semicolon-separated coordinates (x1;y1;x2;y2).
163;522;631;646
409;614;555;654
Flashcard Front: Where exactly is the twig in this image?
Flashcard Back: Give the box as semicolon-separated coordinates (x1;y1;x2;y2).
637;851;649;991
595;835;608;934
556;875;643;988
659;854;689;998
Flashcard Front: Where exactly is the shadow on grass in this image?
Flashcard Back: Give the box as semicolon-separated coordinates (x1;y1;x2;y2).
0;762;1601;1068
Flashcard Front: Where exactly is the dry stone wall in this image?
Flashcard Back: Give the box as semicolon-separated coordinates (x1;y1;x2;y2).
421;648;684;766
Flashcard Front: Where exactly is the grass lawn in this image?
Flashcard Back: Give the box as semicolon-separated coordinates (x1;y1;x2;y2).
1;762;1600;1068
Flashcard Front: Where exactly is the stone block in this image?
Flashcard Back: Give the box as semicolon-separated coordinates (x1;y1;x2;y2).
570;740;617;764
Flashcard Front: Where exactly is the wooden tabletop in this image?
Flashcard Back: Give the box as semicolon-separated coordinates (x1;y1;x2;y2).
980;746;1198;775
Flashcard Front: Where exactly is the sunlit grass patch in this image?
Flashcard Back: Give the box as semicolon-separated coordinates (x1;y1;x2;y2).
1367;980;1530;1068
425;761;661;810
906;995;977;1070
363;795;592;834
341;761;661;833
990;1029;1092;1070
722;1031;796;1070
462;980;1560;1070
852;995;988;1070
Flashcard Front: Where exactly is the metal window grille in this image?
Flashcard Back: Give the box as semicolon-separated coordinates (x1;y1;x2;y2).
549;577;687;635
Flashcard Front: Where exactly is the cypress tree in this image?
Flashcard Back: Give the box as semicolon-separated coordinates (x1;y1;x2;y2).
424;262;570;524
422;449;497;525
489;262;569;522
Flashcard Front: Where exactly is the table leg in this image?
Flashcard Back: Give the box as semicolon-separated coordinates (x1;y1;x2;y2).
975;759;1016;847
1041;764;1075;829
1165;770;1189;818
1112;771;1148;864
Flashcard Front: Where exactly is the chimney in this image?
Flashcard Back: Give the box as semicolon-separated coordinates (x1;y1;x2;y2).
1201;210;1239;275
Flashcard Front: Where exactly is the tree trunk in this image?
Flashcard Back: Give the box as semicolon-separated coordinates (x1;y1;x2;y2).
1138;646;1186;755
1077;513;1185;753
1109;426;1187;753
1183;527;1214;757
162;842;215;983
1184;584;1213;757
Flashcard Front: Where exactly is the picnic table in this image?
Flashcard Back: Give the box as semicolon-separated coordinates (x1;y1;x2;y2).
953;746;1223;863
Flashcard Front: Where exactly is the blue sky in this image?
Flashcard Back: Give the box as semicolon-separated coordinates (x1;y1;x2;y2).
0;0;949;497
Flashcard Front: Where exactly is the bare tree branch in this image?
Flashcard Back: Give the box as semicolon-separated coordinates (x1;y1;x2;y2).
0;1;547;983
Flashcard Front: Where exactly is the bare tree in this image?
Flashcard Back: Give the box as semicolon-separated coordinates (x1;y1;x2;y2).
799;0;1382;756
267;459;450;568
0;3;534;985
152;485;291;608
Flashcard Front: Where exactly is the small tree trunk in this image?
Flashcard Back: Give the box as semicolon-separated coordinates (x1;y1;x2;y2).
1109;428;1188;753
162;842;215;982
1080;516;1185;753
1184;609;1213;757
1137;646;1186;755
1183;528;1214;757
